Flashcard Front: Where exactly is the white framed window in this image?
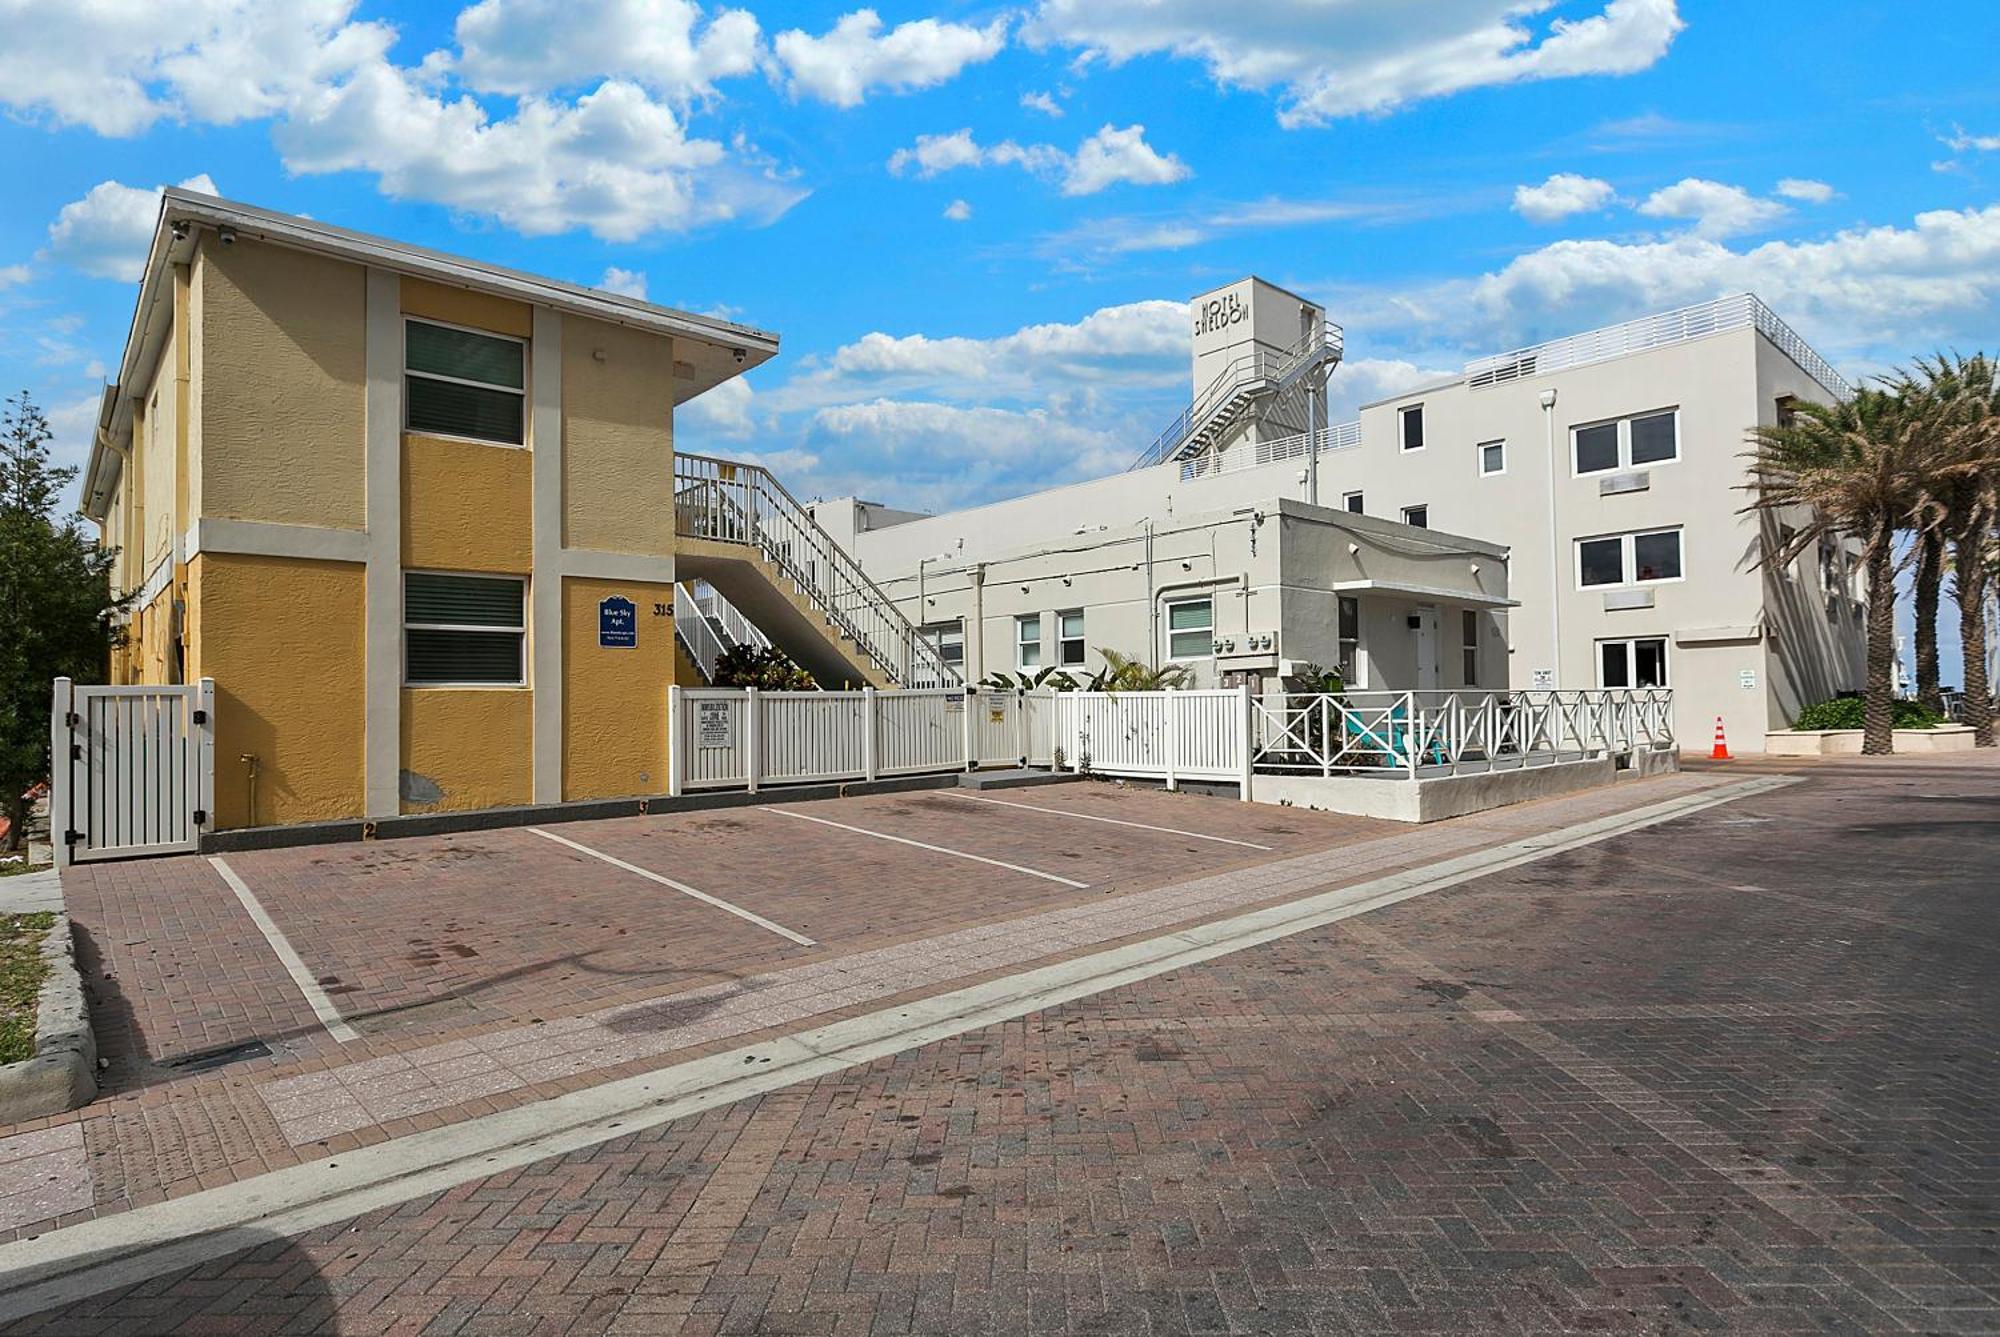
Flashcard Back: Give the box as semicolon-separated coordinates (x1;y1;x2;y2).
404;571;526;685
1598;637;1669;688
1016;613;1042;669
1057;609;1086;666
1401;504;1429;529
1343;491;1364;514
1399;404;1425;451
1461;610;1480;685
1577;527;1683;588
405;318;526;446
1337;595;1360;686
1165;597;1213;661
1478;439;1505;476
920;620;963;666
1572;408;1678;476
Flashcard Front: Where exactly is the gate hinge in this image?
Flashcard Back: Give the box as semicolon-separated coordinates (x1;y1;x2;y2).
64;711;79;728
191;709;207;725
192;808;207;825
70;744;82;761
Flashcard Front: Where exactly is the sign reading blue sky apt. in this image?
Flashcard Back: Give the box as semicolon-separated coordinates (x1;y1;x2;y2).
598;596;637;649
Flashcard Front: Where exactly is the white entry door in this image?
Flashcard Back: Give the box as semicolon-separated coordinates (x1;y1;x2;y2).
1414;607;1440;691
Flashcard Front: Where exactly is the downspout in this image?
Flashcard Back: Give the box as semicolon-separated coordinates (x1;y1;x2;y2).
1143;519;1156;660
968;563;986;683
1539;387;1561;687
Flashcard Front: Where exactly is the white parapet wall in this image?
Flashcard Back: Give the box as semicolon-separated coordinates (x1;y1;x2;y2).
1255;753;1631;823
1764;726;1978;756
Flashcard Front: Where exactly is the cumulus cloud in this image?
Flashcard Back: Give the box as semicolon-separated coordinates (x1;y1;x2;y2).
1513;172;1616;223
44;174;220;281
1941;125;2000;153
680;374;757;437
450;0;761;99
1020;90;1063;117
805;400;1129;509
1027;0;1683;128
0;264;29;290
888;124;1187;196
774;9;1006;108
597;266;648;299
942;199;972;221
1775;178;1837;204
1636;177;1787;239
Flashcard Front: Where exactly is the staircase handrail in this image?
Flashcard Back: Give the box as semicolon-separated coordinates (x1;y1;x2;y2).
1130;322;1344;471
673;581;728;683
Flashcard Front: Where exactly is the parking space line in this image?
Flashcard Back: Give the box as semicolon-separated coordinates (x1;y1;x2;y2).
943;791;1274;850
526;827;817;947
763;806;1091;889
208;856;361;1044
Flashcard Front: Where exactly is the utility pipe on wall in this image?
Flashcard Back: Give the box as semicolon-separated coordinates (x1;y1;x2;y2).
1540;387;1562;688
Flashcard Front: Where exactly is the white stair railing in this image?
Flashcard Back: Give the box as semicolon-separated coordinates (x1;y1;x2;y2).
1131;321;1344;471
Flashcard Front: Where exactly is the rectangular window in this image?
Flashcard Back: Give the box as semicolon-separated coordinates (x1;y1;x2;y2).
920;620;963;665
1573;408;1678;475
1401;504;1429;529
1478;440;1505;476
1461;610;1479;686
1399;404;1425;451
404;572;526;685
1337;595;1360;686
1016;613;1042;668
1599;637;1669;689
1343;491;1364;514
405;319;526;446
1577;528;1683;588
1166;597;1213;660
1057;609;1086;666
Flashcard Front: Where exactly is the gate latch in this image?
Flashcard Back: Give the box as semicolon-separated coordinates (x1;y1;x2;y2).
69;744;82;761
192;808;207;825
63;829;82;846
191;709;207;725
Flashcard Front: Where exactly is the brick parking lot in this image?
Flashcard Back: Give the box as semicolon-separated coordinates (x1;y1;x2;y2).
4;756;1995;1332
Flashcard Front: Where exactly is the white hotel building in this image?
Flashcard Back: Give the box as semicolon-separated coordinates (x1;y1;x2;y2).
811;280;1865;752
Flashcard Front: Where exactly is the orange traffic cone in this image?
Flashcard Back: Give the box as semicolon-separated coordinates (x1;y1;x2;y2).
1710;715;1732;761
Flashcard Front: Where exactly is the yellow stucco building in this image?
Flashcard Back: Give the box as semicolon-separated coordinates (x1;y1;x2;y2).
82;190;777;829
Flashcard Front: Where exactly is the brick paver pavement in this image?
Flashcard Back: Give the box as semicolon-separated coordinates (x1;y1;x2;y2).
8;754;1996;1332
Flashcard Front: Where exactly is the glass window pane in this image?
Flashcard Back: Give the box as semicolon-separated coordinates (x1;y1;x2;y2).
1630;411;1677;465
407;377;525;444
1574;422;1619;473
1633;530;1682;582
1634;638;1668;687
1344;492;1364;513
1579;537;1624;586
1168;600;1212;632
1168;631;1210;659
1600;641;1631;688
406;628;522;684
1059;611;1084;639
406;321;524;389
405;572;523;627
1338;595;1358;641
1402;505;1428;528
1480;441;1504;474
1400;406;1424;450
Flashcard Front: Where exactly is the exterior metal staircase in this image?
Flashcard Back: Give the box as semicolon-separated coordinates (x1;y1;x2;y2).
673;453;962;689
1130;319;1344;471
671;580;771;684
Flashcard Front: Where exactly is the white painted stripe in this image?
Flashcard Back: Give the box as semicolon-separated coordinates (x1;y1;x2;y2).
0;775;1798;1320
944;790;1273;850
764;806;1090;889
207;857;359;1044
526;827;815;947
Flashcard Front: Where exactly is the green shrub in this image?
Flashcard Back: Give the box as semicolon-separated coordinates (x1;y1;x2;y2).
1792;698;1944;731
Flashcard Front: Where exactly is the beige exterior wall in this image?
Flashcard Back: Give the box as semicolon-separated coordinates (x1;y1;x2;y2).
401;687;533;814
561;314;676;556
561;576;678;800
401;432;532;573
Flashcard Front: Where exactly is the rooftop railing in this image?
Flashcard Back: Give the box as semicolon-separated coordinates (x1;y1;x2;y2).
1177;420;1362;481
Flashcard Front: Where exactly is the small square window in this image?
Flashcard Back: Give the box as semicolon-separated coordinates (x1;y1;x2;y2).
1630;411;1678;465
1574;422;1620;474
1578;537;1625;587
1057;609;1086;666
1633;529;1682;582
921;621;963;665
1401;504;1428;529
1479;440;1505;476
1343;491;1364;514
1166;598;1213;660
404;572;526;685
1399;405;1425;451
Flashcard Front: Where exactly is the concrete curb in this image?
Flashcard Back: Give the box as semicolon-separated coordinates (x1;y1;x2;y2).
0;913;97;1124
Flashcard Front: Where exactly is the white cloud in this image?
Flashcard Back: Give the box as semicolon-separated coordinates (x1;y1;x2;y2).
774;9;1006;108
1020;90;1063;117
0;264;28;290
943;199;973;221
1028;0;1683;128
813;299;1185;398
1775;178;1836;204
1512;172;1615;223
806;400;1129;508
1323;357;1457;420
888;124;1186;197
1941;125;2000;153
1636;177;1787;239
44;175;220;281
680;374;756;436
597;266;648;299
450;0;761;99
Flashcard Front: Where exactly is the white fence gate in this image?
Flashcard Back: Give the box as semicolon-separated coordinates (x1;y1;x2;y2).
50;677;215;865
1051;688;1252;797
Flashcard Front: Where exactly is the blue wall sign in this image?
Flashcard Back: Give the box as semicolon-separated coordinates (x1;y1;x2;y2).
598;595;637;648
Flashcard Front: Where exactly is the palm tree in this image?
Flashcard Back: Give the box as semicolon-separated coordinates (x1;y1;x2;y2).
1097;648;1194;691
1743;389;1927;754
1908;353;1999;747
1912;525;1946;713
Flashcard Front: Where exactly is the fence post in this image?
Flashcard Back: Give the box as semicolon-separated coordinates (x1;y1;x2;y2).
744;687;760;794
962;686;976;772
1406;691;1420;779
196;677;216;833
667;685;684;797
1071;690;1085;774
1163;687;1178;792
1015;689;1027;766
1236;683;1253;802
50;677;73;868
862;686;878;782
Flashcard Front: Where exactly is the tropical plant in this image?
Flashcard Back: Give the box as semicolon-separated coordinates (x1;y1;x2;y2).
1096;648;1193;692
1743;388;1927;755
1911;524;1946;713
1793;697;1943;731
712;644;816;691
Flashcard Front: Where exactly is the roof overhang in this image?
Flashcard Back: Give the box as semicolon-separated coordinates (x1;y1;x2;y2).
1330;578;1518;610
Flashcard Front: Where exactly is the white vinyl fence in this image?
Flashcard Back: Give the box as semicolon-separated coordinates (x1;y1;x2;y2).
50;677;215;865
1051;688;1252;797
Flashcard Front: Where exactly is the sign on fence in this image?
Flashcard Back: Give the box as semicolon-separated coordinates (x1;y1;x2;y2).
695;700;734;748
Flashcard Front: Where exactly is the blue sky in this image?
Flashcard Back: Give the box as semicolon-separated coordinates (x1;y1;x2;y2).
2;0;1997;674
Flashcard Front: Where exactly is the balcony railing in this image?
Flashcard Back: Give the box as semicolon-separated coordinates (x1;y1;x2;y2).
1131;321;1344;471
1178;420;1362;481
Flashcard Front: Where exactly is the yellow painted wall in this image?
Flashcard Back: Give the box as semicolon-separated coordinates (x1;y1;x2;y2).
401;433;531;573
189;552;366;828
402;689;532;814
137;319;178;576
561;315;676;556
401;276;532;338
197;237;366;530
561;577;678;800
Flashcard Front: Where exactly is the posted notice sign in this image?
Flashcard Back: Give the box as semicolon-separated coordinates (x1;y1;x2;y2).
696;701;734;749
598;595;637;648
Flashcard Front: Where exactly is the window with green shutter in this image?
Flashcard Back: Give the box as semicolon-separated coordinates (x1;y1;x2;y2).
404;572;526;685
404;320;526;445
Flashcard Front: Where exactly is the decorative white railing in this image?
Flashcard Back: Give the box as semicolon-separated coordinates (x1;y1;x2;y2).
1250;689;1674;778
691;581;770;653
1464;294;1850;401
1178;420;1362;481
1131;322;1344;470
673;583;728;684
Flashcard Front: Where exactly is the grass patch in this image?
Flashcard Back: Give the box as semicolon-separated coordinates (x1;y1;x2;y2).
0;913;56;1065
0;858;54;878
